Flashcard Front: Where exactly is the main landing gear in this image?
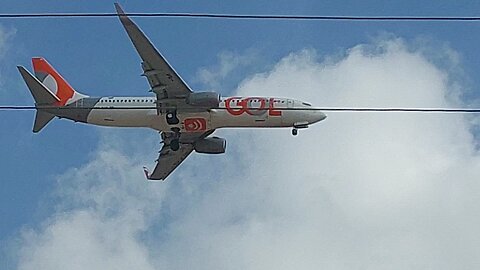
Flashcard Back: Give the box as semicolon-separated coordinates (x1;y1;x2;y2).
164;127;181;151
170;139;180;151
164;109;180;150
292;128;298;136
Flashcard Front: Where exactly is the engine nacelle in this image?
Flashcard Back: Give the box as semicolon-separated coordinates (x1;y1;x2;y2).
194;137;226;154
186;92;220;107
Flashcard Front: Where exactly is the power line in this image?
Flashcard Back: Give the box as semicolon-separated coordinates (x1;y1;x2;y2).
312;108;480;113
1;106;480;113
1;13;480;21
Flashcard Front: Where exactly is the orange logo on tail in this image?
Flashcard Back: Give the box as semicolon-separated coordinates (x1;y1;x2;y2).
32;58;75;106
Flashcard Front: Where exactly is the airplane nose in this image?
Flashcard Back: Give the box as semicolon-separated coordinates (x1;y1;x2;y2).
309;111;327;124
318;111;327;121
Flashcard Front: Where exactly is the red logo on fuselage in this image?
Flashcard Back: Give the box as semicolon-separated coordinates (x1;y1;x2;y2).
184;118;207;132
225;97;282;116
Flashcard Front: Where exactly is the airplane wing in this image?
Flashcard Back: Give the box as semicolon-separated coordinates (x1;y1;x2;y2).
115;3;193;99
144;143;194;180
144;130;215;180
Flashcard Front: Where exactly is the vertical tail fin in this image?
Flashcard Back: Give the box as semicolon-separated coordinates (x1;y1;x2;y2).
32;57;87;105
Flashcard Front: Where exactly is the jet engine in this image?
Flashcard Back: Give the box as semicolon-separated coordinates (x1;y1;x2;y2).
194;137;226;154
186;92;220;107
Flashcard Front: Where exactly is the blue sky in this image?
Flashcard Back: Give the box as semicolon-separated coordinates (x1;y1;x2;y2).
2;1;480;269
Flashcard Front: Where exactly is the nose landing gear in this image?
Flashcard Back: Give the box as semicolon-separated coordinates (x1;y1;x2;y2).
292;123;309;136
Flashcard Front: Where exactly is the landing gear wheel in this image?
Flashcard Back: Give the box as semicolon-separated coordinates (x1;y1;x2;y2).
292;128;298;136
170;139;180;151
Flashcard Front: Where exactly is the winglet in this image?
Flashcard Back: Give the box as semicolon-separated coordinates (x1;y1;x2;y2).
143;166;152;180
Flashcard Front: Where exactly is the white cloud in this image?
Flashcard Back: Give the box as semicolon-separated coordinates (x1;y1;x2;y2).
16;135;164;270
13;38;480;270
195;50;260;91
0;25;14;59
0;24;15;93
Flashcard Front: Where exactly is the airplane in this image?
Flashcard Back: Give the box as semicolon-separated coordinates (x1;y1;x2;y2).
17;3;327;181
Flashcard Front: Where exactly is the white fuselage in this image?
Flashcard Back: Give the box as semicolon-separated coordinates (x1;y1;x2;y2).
85;96;326;133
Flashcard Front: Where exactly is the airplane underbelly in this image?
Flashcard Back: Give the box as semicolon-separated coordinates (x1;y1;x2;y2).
87;107;290;131
87;108;155;127
210;109;284;128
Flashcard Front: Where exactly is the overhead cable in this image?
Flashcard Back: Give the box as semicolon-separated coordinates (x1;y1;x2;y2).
1;13;480;21
1;106;480;113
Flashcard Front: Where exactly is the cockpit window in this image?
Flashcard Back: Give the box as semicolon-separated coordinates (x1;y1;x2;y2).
302;102;312;106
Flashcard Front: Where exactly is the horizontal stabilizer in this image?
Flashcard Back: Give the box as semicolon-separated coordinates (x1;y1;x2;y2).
17;66;59;105
33;110;55;133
